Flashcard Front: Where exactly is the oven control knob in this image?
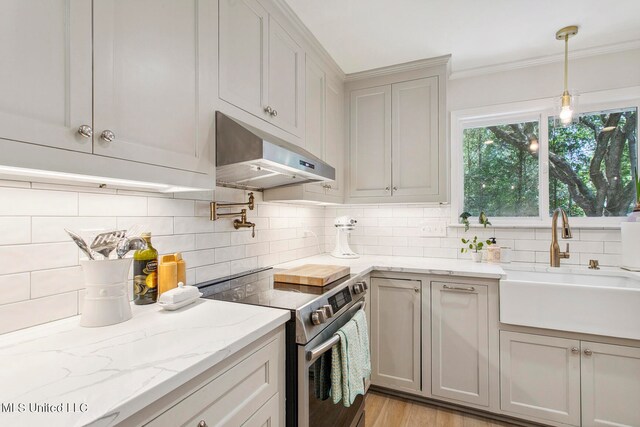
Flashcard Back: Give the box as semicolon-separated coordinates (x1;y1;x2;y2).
353;283;364;295
322;304;334;318
311;309;326;325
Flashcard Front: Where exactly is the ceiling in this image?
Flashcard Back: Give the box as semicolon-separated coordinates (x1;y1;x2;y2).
284;0;640;74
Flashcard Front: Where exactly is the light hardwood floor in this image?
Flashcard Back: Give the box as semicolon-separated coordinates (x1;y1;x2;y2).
365;391;519;427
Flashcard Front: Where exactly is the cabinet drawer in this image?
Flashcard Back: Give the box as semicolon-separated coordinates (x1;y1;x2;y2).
146;337;280;427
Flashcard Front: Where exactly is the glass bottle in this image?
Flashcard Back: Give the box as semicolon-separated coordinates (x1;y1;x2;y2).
133;232;158;305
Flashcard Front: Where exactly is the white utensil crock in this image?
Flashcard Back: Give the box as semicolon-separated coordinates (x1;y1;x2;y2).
80;258;133;327
621;222;640;271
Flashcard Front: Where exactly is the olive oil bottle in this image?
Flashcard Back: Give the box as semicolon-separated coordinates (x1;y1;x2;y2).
133;232;158;305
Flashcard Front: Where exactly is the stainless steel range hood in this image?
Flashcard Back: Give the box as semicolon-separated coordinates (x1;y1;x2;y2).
215;112;335;190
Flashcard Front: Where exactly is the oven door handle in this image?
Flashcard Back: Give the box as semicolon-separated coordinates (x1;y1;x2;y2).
306;300;366;362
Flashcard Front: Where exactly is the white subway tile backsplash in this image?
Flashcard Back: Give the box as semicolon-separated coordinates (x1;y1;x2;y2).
148;197;194;217
0;187;77;216
0;273;30;304
30;266;84;298
79;193;147;216
215;245;246;263
196;232;231;249
181;249;216;268
117;217;174;236
0;217;31;245
195;262;231;283
153;234;196;254
31;217;117;243
174;216;215;234
0;292;78;334
0;243;78;275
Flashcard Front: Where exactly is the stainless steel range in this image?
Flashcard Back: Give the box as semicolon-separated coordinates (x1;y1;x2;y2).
197;267;368;427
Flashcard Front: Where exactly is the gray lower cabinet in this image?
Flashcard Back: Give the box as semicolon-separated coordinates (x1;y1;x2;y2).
370;277;422;393
580;341;640;427
431;282;489;406
500;331;581;426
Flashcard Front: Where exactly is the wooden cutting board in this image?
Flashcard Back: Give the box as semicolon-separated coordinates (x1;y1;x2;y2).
274;264;350;287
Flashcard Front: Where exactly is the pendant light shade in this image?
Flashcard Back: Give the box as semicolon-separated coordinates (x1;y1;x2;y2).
555;26;579;127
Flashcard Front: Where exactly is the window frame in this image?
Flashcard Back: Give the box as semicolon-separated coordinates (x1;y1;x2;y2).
450;86;640;228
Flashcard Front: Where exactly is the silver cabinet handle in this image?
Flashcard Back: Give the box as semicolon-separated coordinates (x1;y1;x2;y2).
584;349;593;356
571;347;580;354
385;186;390;192
77;125;93;138
198;421;208;427
414;288;420;293
393;186;398;191
271;109;278;117
442;285;476;292
264;106;273;115
100;130;115;142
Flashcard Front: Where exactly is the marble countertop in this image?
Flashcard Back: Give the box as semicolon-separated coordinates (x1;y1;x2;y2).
0;299;289;427
275;254;507;280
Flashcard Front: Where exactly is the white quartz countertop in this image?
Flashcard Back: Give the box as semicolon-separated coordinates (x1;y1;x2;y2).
275;254;506;280
0;299;289;427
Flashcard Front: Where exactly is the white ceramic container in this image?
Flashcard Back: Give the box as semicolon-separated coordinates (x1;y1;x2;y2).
80;258;133;327
621;222;640;271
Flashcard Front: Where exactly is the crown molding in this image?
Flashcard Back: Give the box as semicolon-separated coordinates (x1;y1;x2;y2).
270;0;346;80
450;39;640;80
345;55;452;82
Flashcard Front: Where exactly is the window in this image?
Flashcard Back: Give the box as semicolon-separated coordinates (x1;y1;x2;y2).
454;93;640;224
463;120;539;217
549;108;637;217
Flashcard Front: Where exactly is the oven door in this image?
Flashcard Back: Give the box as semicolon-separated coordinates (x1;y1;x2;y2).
297;297;366;427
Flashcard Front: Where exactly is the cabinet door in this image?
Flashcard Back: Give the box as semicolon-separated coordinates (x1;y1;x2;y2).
581;342;640;427
304;55;325;159
93;0;215;173
370;277;421;393
391;77;439;197
500;331;581;426
267;17;304;138
349;86;392;198
218;0;268;120
323;77;345;198
0;0;92;152
431;282;489;406
242;393;280;427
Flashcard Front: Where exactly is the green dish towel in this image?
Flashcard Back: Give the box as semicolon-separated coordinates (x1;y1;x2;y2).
331;309;371;407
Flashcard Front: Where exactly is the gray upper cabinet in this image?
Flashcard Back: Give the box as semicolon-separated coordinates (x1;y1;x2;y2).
219;0;304;138
392;77;441;198
93;0;216;174
0;0;93;153
349;85;393;198
346;59;448;203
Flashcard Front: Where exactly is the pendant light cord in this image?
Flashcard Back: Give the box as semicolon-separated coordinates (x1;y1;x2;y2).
564;35;569;92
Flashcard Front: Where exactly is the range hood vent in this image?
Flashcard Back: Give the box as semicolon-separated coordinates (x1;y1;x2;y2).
215;112;335;191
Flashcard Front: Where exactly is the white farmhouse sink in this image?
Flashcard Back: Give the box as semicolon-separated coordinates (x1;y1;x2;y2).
500;268;640;340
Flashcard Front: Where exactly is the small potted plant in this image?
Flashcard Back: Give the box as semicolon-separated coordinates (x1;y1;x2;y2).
459;211;472;232
461;236;492;262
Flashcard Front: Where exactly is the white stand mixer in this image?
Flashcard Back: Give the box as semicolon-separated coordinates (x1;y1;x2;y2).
331;216;359;259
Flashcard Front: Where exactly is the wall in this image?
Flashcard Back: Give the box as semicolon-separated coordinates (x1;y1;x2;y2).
0;180;324;334
448;48;640;110
324;204;621;266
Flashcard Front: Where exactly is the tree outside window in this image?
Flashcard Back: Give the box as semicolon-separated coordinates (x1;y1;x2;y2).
462;107;638;218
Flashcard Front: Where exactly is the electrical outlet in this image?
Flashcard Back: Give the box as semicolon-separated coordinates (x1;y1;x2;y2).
419;220;447;237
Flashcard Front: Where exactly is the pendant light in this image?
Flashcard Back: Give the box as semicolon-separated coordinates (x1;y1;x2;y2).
555;25;579;126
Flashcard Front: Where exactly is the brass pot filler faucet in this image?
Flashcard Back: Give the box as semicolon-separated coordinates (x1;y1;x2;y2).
210;192;256;238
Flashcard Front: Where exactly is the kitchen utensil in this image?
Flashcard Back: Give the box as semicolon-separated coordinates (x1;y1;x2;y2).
80;258;133;327
274;264;350;287
65;228;95;260
91;229;127;259
115;236;147;259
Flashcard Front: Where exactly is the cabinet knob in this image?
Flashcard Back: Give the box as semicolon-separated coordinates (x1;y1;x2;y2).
385;187;390;192
100;129;115;143
414;288;420;293
584;349;593;356
571;347;580;354
271;109;278;117
198;421;207;427
264;106;273;115
393;186;398;191
77;125;93;138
